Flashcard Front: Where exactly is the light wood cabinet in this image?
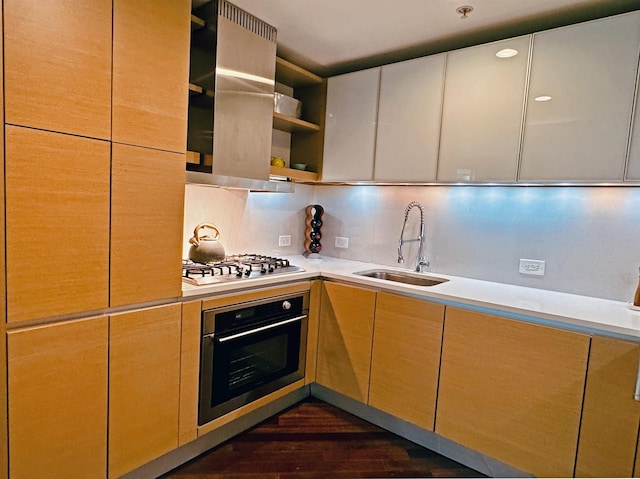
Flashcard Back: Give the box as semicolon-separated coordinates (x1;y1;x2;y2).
5;126;110;323
374;55;445;182
7;316;108;479
316;282;376;402
112;0;190;152
368;293;444;431
438;36;530;182
322;68;380;181
179;300;201;446
519;12;640;182
110;143;185;308
436;307;590;477
4;0;112;139
576;336;640;477
108;303;182;479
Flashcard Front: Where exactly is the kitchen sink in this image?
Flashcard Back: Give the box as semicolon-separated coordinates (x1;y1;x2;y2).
354;269;449;287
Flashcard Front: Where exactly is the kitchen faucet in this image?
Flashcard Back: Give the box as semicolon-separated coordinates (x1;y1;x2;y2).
397;201;429;272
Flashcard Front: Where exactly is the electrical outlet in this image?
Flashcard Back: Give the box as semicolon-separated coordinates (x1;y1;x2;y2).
335;236;349;249
519;259;545;276
278;235;292;247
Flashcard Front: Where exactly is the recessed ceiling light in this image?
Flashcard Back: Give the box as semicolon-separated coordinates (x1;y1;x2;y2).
496;48;518;58
534;95;552;102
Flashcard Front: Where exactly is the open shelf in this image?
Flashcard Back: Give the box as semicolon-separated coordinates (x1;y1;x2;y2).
270;165;318;182
276;57;322;87
273;112;320;133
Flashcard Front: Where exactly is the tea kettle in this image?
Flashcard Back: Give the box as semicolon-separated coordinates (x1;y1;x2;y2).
188;223;226;263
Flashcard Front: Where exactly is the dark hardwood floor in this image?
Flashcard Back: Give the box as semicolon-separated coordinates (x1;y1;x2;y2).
161;398;486;479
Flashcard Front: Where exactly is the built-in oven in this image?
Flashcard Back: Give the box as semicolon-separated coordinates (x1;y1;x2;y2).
198;291;309;425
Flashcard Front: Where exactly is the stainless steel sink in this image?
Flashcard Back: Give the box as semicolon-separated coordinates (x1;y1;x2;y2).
354;269;448;287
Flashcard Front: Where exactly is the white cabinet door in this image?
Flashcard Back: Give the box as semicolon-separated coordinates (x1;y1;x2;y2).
322;68;380;181
374;55;445;182
437;36;530;182
520;12;640;182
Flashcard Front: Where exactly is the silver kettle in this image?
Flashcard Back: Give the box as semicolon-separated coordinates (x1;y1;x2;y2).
188;223;226;263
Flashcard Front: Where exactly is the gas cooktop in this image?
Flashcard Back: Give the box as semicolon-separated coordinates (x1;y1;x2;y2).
182;254;305;286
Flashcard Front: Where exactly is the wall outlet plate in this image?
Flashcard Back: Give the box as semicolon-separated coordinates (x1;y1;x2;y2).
278;235;292;247
519;259;545;276
335;236;349;249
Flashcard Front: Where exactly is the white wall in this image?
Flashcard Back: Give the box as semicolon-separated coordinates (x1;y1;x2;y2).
184;183;640;302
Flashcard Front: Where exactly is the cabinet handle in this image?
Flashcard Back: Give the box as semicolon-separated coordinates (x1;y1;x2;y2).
218;315;306;342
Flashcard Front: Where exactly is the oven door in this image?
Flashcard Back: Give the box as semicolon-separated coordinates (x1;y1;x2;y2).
199;314;307;425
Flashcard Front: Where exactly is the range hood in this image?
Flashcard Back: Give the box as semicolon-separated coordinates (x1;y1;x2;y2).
187;0;294;192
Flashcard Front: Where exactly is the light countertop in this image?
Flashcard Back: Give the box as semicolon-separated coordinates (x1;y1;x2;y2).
183;255;640;340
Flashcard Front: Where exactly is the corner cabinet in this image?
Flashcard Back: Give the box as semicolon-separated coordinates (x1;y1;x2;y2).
436;307;590;477
519;12;640;182
271;57;326;182
437;36;530;182
316;282;376;402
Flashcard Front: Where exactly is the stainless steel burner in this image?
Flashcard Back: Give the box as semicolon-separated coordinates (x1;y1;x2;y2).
182;254;305;286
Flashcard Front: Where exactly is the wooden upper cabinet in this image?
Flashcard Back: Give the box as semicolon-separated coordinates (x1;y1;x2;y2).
109;303;182;479
5;126;110;323
8;317;108;479
374;55;445;182
438;36;530;182
112;0;191;152
110;143;185;307
576;336;640;477
316;282;376;402
520;12;640;182
4;0;112;139
369;293;445;431
436;307;590;477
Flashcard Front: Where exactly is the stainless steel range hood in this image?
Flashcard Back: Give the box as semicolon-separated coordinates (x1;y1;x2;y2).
187;0;294;192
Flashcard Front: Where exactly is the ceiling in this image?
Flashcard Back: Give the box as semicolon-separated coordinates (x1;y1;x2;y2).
229;0;640;77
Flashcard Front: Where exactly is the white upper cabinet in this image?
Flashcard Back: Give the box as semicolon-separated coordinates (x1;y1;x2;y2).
437;36;530;182
322;68;380;181
374;55;445;182
519;12;640;182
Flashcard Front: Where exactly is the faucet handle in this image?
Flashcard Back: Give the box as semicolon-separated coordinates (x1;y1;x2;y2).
416;259;430;273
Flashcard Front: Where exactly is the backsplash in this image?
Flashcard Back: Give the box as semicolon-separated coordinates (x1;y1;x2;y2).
184;183;640;302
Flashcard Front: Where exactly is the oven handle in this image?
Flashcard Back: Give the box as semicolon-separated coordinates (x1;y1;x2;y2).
217;315;307;343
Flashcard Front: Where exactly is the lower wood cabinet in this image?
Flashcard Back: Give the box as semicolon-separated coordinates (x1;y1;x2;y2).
436;307;590;477
316;282;376;402
7;316;108;479
368;292;444;431
575;335;640;477
108;303;182;478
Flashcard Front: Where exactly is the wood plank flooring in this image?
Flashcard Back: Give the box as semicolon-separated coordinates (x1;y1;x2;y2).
161;398;485;478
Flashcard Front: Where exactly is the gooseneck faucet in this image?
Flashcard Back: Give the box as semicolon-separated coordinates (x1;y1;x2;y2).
398;201;429;272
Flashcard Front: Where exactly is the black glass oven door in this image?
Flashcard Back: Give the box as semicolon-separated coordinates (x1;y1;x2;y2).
211;316;303;407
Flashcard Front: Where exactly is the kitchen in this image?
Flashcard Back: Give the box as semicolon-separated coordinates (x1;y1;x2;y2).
3;1;640;478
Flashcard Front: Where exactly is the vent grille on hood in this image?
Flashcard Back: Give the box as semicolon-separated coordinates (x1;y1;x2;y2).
219;0;277;43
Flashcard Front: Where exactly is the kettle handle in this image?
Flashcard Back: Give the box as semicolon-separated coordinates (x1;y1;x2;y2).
189;223;221;246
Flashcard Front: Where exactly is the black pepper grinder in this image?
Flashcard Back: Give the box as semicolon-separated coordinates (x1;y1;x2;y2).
303;205;324;257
